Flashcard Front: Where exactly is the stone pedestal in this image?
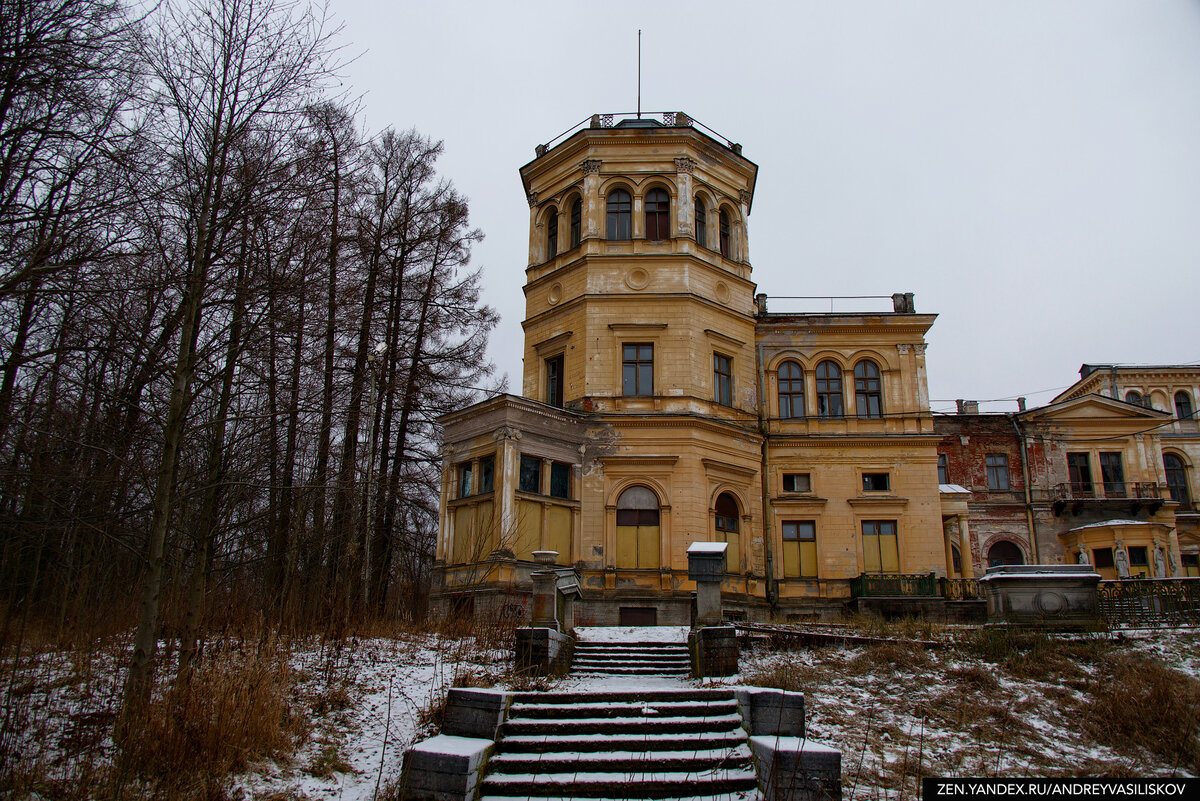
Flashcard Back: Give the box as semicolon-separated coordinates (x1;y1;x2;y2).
690;625;738;677
530;550;558;630
980;564;1101;626
688;541;727;626
515;626;573;675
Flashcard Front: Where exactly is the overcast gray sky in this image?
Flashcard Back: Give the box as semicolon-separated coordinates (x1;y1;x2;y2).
335;1;1200;413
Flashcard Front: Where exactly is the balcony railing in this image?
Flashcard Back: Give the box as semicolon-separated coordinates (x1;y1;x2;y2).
538;111;740;153
940;577;983;601
1052;482;1166;502
850;572;938;598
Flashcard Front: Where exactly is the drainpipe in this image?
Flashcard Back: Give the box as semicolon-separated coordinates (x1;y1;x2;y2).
756;342;777;608
1010;412;1041;564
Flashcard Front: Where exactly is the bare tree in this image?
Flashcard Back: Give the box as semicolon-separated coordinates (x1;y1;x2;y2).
121;0;338;719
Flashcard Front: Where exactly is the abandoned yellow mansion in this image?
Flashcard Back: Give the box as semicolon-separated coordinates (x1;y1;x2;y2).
432;112;959;624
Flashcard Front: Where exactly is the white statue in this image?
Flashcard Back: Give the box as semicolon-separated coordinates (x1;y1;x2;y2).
1114;547;1130;578
1077;546;1089;565
1153;547;1167;578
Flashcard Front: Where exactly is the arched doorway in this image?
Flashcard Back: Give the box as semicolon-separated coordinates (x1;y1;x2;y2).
987;540;1024;567
714;492;740;573
615;486;660;569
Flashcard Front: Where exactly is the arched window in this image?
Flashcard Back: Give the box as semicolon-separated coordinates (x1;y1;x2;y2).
606;189;631;240
645;188;669;240
815;361;843;417
778;361;805;418
615;486;660;568
718;209;731;257
569;198;581;249
1164;453;1191;510
1125;390;1144;406
1175;391;1193;421
694;196;707;247
854;360;883;418
714;492;740;572
987;541;1024;567
545;207;558;259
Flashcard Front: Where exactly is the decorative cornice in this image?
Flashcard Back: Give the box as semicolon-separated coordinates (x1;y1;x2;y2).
492;426;523;443
581;159;602;175
701;458;757;479
847;496;911;507
674;157;697;174
704;328;748;349
532;330;573;355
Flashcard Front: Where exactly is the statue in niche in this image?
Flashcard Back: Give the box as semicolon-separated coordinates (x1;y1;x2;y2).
1153;547;1167;578
1077;546;1089;565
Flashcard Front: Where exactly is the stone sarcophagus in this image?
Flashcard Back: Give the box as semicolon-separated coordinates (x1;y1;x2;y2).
979;564;1101;626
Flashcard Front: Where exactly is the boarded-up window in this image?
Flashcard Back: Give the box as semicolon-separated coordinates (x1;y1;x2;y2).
548;505;571;564
782;521;817;578
615;486;660;569
515;499;540;560
862;520;899;573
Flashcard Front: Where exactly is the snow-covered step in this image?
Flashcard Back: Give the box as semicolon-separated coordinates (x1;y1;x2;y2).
511;690;735;705
497;731;750;754
507;699;737;719
478;793;759;801
487;743;753;774
501;712;744;737
569;638;694;678
480;768;759;798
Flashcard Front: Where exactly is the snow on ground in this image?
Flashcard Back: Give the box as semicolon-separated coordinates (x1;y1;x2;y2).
231;633;510;800
5;625;1198;800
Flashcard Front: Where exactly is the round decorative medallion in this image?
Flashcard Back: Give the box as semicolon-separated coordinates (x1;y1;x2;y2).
715;281;731;303
547;283;562;305
625;267;650;290
1035;590;1067;616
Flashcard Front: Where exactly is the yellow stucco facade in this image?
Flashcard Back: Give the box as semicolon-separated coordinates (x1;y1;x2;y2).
434;113;949;623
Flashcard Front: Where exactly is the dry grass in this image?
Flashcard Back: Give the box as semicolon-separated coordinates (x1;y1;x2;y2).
117;640;306;795
1082;651;1200;772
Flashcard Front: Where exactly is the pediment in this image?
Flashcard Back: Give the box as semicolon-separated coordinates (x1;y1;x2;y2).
1021;393;1170;423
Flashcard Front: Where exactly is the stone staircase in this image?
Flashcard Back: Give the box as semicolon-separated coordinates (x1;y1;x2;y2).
478;689;758;801
570;639;691;677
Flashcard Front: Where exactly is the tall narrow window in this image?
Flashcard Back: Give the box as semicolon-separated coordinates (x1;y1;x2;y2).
616;486;660;568
645;188;669;240
1100;452;1126;497
854;360;883;418
816;361;843;417
478;456;494;494
986;453;1010;490
457;463;473;498
713;353;732;406
694;196;707;247
718;209;731;257
546;207;558;259
549;462;570;499
714;492;740;572
606;189;631;240
782;521;817;577
1176;391;1194;421
519;455;541;494
861;520;899;573
545;354;564;408
569;198;581;248
1067;453;1093;496
778;361;804;418
937;454;949;484
1164;453;1191;510
622;343;653;396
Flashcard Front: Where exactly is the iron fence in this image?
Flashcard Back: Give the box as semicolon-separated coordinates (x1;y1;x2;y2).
1097;578;1200;627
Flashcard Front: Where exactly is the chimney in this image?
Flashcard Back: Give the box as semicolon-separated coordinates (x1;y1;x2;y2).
755;293;768;315
956;399;966;414
1017;397;1027;412
964;400;979;415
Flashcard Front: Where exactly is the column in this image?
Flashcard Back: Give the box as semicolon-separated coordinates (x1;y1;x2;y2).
674;158;696;239
526;191;538;267
943;519;957;578
493;427;522;547
582;159;601;239
957;514;974;578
